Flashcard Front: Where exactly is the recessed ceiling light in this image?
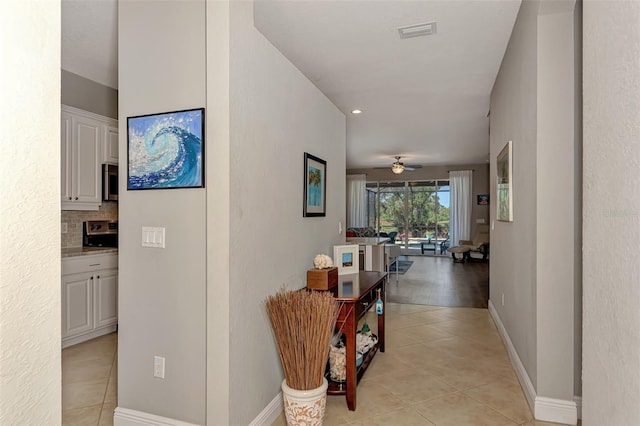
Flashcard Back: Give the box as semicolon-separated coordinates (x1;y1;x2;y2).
351;109;362;114
398;21;437;39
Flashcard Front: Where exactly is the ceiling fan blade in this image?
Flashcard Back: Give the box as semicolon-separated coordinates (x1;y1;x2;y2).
404;166;416;171
406;164;422;169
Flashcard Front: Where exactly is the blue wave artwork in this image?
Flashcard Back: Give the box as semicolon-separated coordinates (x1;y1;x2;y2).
127;109;204;189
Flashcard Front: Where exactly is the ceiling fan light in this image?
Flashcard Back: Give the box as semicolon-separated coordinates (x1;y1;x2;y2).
391;163;405;174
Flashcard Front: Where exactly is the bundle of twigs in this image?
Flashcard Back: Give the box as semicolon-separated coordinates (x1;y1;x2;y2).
265;289;339;390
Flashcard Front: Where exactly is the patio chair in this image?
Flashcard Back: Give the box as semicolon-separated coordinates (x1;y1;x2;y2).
439;237;450;254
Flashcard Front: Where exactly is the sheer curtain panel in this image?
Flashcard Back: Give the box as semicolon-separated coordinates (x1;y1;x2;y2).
449;170;473;247
346;174;367;227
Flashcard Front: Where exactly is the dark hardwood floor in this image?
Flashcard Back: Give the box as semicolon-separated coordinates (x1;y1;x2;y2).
386;255;489;308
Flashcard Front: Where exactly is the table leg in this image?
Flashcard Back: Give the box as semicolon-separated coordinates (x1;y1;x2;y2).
345;303;357;411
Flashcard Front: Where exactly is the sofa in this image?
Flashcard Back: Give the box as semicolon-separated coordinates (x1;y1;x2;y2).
346;227;377;237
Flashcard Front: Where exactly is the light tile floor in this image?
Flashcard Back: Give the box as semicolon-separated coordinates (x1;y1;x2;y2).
62;332;117;426
272;303;578;426
61;306;579;426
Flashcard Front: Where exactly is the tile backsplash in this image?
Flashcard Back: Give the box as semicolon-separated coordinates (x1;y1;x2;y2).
61;202;118;248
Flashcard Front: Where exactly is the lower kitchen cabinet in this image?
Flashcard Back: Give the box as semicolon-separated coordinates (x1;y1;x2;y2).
62;253;117;348
94;269;118;328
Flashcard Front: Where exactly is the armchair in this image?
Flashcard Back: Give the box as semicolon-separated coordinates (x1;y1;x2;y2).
457;224;490;260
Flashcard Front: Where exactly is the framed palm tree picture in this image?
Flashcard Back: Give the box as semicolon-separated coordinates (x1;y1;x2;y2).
303;152;326;217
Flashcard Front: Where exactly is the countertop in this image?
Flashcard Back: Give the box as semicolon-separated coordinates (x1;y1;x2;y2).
345;237;390;245
62;247;118;258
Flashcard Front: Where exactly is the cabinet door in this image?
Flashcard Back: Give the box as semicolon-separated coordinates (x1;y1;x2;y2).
61;111;73;203
62;273;93;338
72;115;101;204
93;269;118;328
103;125;119;164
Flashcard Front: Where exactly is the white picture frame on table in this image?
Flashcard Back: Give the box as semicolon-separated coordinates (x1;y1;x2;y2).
333;244;359;275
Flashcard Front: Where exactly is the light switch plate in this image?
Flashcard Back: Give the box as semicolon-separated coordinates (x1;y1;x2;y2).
142;226;165;248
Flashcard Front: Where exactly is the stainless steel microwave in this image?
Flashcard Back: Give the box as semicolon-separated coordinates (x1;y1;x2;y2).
103;164;118;201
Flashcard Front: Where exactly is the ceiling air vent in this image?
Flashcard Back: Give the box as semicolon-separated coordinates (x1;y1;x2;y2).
397;21;437;39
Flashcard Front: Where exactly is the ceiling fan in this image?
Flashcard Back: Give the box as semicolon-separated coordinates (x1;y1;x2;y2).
375;156;423;174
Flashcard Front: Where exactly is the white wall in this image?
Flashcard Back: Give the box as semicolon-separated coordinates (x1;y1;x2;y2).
118;1;345;424
0;1;61;425
582;2;640;424
61;69;118;119
205;1;231;424
490;1;579;422
118;1;207;423
536;6;576;400
490;0;540;389
227;2;346;424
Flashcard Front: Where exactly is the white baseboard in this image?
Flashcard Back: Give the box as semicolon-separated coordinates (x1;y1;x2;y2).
574;396;582;419
62;325;117;349
535;396;577;425
249;392;283;426
488;301;536;411
114;407;201;426
114;394;283;426
488;301;578;426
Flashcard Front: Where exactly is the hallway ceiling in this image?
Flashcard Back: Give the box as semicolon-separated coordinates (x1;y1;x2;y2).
62;0;521;169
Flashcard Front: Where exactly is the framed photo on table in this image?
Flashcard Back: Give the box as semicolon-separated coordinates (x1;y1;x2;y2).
303;152;326;217
333;244;359;275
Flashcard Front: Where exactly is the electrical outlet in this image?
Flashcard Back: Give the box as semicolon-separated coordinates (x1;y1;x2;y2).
501;293;505;306
154;356;165;378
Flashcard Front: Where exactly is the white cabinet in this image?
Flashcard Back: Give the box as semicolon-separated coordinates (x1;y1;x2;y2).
62;253;118;348
103;124;119;164
61;105;118;211
62;273;93;337
94;268;118;328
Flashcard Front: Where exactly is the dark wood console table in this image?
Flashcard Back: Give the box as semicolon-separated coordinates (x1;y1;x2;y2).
328;271;386;411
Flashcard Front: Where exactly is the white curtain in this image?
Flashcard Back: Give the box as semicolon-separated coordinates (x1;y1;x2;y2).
449;170;473;246
346;174;367;227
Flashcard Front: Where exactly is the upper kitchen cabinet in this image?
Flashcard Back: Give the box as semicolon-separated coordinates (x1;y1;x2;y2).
61;105;118;211
103;124;119;164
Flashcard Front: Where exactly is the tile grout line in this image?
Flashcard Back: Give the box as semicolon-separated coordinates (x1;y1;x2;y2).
96;345;117;426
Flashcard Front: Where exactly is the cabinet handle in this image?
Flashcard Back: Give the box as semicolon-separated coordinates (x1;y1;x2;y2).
68;197;72;200
90;276;93;281
96;275;100;279
75;196;78;200
89;263;100;266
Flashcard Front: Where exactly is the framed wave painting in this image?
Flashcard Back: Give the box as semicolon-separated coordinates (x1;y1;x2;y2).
127;108;204;190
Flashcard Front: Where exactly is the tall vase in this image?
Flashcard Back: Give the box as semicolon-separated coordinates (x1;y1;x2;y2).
281;378;328;426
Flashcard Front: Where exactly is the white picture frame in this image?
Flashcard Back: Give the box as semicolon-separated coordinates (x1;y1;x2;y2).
333;244;359;275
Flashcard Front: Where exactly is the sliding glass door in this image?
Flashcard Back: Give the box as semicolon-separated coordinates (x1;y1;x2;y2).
366;180;450;255
407;181;450;254
366;181;406;240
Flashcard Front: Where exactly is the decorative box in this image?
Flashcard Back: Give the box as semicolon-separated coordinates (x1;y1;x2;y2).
306;267;338;290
